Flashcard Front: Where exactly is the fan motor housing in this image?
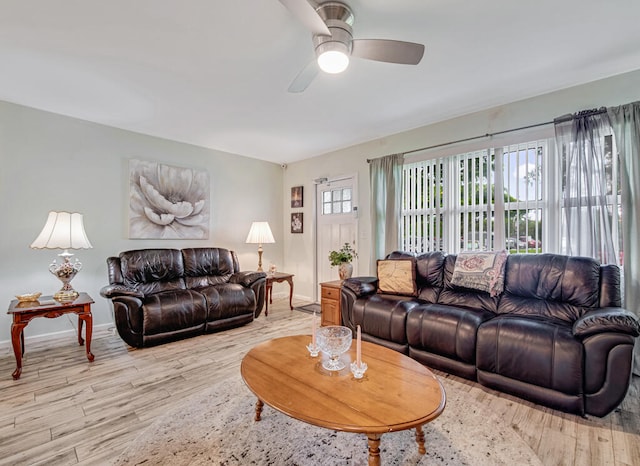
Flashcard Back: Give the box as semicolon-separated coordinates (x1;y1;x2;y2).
312;2;355;56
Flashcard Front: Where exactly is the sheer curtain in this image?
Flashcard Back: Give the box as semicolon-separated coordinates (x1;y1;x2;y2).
369;153;404;270
554;109;619;264
608;101;640;375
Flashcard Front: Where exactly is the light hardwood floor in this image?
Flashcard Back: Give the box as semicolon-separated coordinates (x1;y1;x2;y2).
1;297;638;466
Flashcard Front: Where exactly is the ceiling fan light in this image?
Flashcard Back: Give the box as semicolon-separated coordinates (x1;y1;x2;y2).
317;50;349;73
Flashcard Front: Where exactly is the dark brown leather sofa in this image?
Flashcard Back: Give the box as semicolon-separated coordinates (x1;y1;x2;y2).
341;251;640;417
100;248;266;348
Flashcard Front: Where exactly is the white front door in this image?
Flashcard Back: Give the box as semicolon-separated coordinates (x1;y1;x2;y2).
315;176;358;301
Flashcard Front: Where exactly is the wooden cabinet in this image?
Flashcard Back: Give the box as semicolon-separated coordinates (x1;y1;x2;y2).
320;280;343;326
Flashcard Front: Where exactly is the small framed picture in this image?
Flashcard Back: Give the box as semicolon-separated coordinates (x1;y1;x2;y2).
291;186;303;208
291;212;303;234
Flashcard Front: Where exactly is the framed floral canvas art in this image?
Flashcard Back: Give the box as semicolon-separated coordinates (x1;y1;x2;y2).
129;159;210;239
291;212;303;234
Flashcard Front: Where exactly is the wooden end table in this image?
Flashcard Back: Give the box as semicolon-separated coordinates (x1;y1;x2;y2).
7;292;95;380
320;280;343;326
241;335;446;465
264;272;294;316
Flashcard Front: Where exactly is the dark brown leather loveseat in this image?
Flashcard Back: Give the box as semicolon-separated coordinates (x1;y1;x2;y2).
341;251;640;417
100;248;266;348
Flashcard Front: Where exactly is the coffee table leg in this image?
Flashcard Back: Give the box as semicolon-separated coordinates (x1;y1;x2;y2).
367;434;381;466
415;425;426;454
254;399;264;421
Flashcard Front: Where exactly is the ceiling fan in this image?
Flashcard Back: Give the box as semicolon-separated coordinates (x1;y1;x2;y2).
279;0;425;92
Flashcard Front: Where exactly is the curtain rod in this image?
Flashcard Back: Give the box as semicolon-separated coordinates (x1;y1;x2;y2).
365;108;607;163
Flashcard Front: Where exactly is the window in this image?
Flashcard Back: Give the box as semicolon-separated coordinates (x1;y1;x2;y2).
322;187;352;215
401;135;623;263
401;139;548;254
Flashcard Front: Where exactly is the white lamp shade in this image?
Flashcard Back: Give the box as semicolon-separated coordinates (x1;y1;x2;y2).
30;211;93;250
245;221;275;244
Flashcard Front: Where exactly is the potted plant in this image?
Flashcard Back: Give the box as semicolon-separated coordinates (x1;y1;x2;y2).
328;243;357;280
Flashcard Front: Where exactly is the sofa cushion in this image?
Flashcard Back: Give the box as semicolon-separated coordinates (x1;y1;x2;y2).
121;249;186;295
351;294;419;345
415;251;445;302
477;315;584;396
182;248;236;288
498;253;601;323
199;283;256;320
377;259;417;296
407;303;495;366
439;255;499;313
141;289;207;336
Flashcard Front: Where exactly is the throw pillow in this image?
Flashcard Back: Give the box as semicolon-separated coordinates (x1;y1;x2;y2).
377;259;417;296
451;250;508;297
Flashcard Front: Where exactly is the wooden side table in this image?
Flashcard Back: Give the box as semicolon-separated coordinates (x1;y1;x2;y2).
320;280;343;326
7;292;95;380
265;272;294;316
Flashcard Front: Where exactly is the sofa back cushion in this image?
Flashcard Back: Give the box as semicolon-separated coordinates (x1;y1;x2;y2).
438;254;499;313
120;249;186;295
497;253;602;323
182;248;238;289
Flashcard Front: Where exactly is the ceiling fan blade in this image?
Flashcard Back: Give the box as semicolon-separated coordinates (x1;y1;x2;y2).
288;59;320;93
278;0;331;36
351;39;425;65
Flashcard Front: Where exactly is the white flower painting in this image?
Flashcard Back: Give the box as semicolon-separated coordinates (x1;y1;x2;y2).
129;159;210;239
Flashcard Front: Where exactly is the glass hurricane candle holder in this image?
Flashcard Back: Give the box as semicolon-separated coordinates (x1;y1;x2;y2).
316;326;352;371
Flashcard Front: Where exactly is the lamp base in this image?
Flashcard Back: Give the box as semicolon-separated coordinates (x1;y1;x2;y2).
257;246;264;272
49;251;82;302
53;288;79;302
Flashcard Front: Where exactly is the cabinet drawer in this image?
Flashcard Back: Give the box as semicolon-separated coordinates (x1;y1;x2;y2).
321;287;340;300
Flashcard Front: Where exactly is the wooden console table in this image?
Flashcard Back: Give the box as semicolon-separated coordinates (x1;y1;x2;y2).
7;292;95;380
265;272;294;316
320;280;343;326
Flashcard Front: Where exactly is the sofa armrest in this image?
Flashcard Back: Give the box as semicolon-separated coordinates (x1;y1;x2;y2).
341;277;378;332
573;307;640;338
230;271;267;287
343;276;378;298
100;284;144;299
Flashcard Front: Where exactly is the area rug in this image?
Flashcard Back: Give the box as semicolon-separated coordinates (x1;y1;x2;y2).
114;375;542;466
294;303;321;315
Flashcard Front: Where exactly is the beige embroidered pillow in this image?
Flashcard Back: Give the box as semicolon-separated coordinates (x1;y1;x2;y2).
377;259;417;296
450;250;508;297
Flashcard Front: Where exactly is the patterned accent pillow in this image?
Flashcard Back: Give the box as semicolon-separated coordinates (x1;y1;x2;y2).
377;259;417;296
451;250;508;297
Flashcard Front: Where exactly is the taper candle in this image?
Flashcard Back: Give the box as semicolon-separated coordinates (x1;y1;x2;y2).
312;312;317;346
356;324;362;366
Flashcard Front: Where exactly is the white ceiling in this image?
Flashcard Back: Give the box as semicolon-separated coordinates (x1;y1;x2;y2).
2;0;640;164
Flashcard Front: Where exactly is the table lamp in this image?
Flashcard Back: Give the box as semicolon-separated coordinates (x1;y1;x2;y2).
246;221;275;271
30;211;93;301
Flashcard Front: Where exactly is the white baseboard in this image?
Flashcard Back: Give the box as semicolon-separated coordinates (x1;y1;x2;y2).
0;322;114;351
270;291;312;303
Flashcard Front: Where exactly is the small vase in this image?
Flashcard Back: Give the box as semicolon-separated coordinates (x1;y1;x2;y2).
338;262;353;280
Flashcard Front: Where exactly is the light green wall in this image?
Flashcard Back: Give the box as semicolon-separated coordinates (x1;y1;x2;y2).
284;69;640;302
2;68;639;343
0;102;283;344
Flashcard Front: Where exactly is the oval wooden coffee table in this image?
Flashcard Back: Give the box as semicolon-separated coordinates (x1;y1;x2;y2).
241;334;446;466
